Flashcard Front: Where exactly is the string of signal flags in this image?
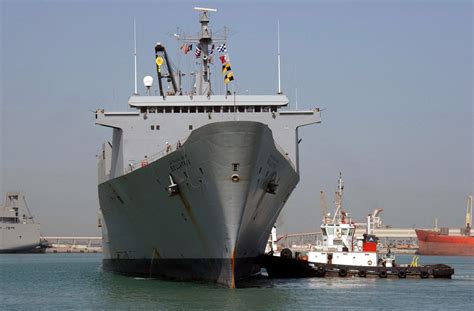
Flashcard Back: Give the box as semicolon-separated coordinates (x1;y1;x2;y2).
180;42;234;84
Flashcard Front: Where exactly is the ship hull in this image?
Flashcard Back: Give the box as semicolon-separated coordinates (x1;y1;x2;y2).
98;121;299;287
0;223;42;253
416;229;474;256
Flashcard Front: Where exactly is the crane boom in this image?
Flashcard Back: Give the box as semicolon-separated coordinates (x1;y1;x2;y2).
154;43;178;97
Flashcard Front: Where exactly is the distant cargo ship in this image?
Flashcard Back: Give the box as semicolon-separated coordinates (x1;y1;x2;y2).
415;229;474;256
416;195;473;256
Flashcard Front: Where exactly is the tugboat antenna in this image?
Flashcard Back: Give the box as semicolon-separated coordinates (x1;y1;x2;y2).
277;20;282;94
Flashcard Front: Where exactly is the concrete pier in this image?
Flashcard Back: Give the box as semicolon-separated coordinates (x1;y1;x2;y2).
43;236;102;253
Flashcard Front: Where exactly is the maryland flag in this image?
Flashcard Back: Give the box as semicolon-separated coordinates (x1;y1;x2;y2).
222;63;231;74
224;72;234;84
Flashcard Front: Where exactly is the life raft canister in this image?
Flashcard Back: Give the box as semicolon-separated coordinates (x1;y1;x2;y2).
141;160;148;167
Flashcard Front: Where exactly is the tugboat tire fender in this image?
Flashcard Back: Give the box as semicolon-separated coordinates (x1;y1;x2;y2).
397;270;407;278
379;269;388;278
280;248;292;259
420;270;429;279
358;270;367;278
338;268;347;277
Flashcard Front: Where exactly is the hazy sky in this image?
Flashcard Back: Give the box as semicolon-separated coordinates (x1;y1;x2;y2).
0;0;472;236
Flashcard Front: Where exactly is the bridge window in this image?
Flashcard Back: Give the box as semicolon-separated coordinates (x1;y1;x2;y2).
156;125;160;130
255;106;261;112
157;107;164;113
150;125;155;130
205;107;212;113
213;106;221;112
198;107;204;113
189;125;193;130
165;107;172;113
149;108;156;113
223;106;229;113
321;228;327;236
173;107;180;113
181;107;189;113
190;107;196;113
238;106;245;112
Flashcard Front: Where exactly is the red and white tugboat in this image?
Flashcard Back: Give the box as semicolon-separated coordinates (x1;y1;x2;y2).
307;173;396;277
258;173;454;279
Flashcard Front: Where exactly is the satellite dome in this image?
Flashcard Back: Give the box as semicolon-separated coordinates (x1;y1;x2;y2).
143;76;154;87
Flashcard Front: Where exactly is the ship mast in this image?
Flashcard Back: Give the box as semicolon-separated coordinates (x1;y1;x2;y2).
195;7;215;96
332;172;344;224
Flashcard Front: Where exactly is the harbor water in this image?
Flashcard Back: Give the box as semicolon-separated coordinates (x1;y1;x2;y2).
1;254;473;310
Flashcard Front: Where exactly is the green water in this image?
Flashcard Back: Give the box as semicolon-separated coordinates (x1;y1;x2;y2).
0;254;473;310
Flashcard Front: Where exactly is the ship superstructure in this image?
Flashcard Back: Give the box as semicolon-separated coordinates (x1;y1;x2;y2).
0;192;43;253
96;8;321;287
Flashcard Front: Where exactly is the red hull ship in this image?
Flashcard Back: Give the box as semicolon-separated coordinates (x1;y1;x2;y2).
415;229;474;256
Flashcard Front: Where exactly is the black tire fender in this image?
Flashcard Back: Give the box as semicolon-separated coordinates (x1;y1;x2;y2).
338;268;348;277
420;270;429;279
358;270;367;278
379;269;388;278
280;248;292;259
397;269;407;278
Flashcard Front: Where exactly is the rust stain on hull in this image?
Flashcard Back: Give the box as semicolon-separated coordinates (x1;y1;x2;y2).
231;246;237;289
177;190;210;254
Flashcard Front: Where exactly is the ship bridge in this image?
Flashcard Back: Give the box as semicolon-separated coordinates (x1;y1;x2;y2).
96;94;320;181
128;95;288;112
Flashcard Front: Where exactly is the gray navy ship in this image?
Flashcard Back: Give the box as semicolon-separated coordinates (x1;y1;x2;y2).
96;7;321;287
0;192;45;253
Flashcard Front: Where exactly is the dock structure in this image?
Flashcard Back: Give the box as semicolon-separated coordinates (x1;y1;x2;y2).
42;236;102;253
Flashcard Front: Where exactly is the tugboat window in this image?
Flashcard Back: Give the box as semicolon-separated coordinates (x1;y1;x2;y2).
150;125;155;130
232;163;239;171
189;125;193;130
